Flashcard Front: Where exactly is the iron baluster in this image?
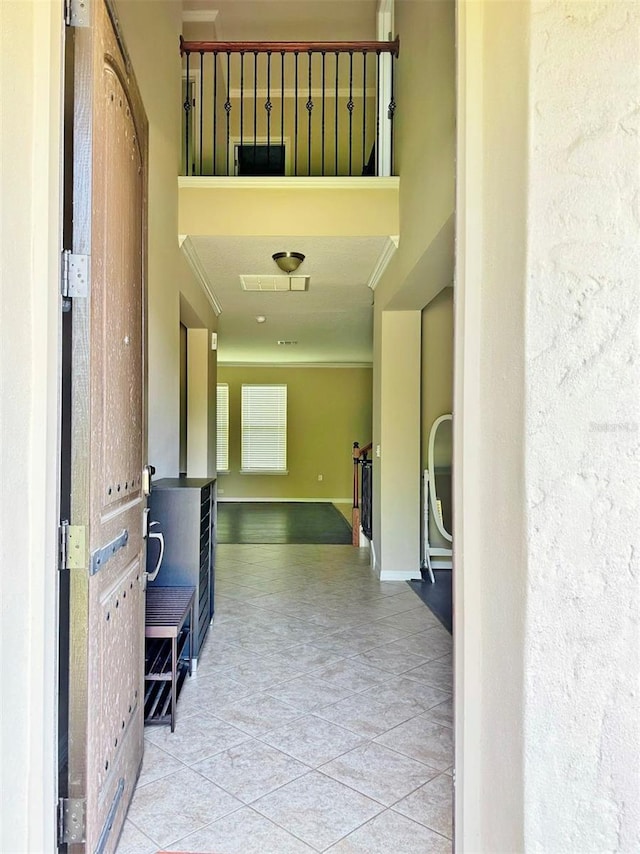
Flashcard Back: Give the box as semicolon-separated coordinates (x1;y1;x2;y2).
253;52;258;172
321;51;326;176
334;51;339;175
199;51;204;176
362;51;367;175
266;51;272;172
280;52;285;172
347;50;354;176
184;51;190;175
240;52;244;171
306;51;314;176
305;51;313;175
294;52;299;176
212;51;217;176
225;51;231;176
389;53;396;175
376;50;381;177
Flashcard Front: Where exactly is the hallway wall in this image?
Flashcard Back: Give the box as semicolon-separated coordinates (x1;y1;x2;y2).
116;0;219;479
455;0;640;849
217;365;372;502
372;0;456;576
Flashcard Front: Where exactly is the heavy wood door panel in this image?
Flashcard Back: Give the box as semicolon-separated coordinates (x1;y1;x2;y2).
66;1;147;851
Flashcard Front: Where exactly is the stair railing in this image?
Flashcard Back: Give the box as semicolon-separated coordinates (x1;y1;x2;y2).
352;441;373;546
180;37;399;178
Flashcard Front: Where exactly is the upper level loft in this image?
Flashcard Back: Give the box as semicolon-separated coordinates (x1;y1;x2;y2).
180;37;400;179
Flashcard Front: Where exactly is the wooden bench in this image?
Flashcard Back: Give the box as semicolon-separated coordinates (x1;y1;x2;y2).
144;586;195;732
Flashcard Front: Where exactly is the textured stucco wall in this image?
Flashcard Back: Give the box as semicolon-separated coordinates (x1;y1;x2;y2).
524;2;640;849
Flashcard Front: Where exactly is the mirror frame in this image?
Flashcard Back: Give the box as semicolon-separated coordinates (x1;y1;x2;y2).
428;413;453;543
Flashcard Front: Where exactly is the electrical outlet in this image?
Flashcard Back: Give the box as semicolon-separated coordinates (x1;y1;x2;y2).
218;488;225;494
317;474;323;482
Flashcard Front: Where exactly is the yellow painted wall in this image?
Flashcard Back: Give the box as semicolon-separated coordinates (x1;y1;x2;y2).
375;0;456;311
116;0;219;478
179;179;399;237
372;0;455;574
217;366;372;500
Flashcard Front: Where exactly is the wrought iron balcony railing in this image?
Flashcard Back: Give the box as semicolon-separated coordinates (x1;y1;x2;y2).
180;38;399;178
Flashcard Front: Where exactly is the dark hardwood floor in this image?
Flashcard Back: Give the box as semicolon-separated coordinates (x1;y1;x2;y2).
408;570;453;634
217;501;353;545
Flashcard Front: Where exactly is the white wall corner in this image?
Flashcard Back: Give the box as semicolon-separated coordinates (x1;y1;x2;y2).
368;235;400;291
380;569;419;581
180;236;223;316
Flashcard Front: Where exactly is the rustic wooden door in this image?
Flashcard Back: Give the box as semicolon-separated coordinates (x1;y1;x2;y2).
64;1;148;851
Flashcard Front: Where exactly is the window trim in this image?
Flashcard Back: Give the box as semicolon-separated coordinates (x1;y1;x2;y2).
216;382;229;473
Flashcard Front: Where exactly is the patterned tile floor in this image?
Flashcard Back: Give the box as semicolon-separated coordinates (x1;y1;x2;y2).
117;544;453;854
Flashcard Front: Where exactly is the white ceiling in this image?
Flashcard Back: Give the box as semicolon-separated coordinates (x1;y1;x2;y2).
188;235;390;364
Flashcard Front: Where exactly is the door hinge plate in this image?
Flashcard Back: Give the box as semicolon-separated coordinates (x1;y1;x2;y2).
65;0;90;27
59;522;86;571
61;250;90;298
58;797;86;845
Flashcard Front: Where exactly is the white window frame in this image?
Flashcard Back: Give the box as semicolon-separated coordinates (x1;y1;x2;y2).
241;384;288;474
216;383;229;472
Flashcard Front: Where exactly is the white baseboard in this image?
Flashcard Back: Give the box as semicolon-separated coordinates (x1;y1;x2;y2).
431;558;453;569
217;496;352;504
380;569;422;581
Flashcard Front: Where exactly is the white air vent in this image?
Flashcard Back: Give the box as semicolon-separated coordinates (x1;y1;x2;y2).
240;275;310;292
240;275;290;291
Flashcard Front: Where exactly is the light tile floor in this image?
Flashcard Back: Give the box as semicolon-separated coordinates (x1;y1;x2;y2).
117;544;453;854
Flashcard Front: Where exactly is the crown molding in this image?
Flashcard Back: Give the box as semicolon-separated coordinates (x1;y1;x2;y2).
178;176;400;191
179;236;223;316
367;235;399;291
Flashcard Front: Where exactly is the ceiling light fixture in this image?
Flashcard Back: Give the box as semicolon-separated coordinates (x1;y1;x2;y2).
256;315;266;323
272;252;305;274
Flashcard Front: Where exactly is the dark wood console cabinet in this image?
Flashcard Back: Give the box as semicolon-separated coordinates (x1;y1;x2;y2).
147;477;216;664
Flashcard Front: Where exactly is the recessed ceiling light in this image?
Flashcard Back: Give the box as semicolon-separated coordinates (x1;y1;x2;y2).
256;315;266;323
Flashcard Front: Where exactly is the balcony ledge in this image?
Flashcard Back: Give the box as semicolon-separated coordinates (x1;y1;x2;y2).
178;175;399;237
178;176;399;191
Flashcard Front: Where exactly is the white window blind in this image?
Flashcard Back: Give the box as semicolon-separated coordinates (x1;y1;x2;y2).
216;383;229;471
241;384;287;472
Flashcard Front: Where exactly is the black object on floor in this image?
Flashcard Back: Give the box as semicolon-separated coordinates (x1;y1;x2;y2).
217;501;353;545
408;569;452;634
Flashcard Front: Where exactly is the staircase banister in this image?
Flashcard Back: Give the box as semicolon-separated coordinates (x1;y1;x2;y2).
353;441;373;461
180;36;400;57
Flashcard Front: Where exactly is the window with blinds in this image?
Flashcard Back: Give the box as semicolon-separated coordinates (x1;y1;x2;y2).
216;383;229;471
241;384;287;473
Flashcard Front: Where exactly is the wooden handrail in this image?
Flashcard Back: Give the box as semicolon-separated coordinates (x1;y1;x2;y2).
352;440;372;546
353;441;373;461
180;36;400;58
